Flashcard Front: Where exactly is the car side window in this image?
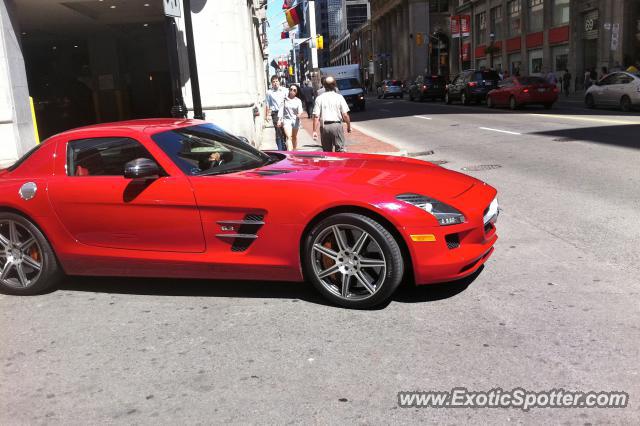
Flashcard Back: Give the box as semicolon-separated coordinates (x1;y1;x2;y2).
67;137;156;177
600;74;618;86
498;78;512;88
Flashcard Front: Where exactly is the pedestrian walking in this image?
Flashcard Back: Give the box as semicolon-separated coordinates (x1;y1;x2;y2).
265;75;288;150
584;70;592;90
301;81;315;119
277;84;304;151
312;76;351;153
562;69;571;97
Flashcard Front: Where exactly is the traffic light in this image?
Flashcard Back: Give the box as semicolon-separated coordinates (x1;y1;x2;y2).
316;35;324;49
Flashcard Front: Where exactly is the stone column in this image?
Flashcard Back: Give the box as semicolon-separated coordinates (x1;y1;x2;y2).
0;0;36;167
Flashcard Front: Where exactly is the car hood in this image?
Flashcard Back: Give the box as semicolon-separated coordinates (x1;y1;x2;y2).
245;152;478;201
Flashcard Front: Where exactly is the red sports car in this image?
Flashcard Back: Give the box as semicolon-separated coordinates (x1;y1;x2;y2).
487;76;559;110
0;119;498;308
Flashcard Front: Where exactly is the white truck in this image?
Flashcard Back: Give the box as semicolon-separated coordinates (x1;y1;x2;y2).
319;64;366;111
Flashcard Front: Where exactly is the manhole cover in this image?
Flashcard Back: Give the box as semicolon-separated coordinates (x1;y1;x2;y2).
429;160;448;165
461;165;502;171
552;137;577;142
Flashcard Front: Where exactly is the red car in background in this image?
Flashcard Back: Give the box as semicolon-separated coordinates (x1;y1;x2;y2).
487;76;559;110
0;119;498;308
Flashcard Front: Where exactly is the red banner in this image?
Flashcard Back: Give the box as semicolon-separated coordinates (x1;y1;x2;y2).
460;15;471;37
450;16;460;38
462;42;471;61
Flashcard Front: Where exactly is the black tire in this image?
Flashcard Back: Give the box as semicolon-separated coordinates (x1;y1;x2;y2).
620;96;631;112
400;94;404;99
409;92;414;102
543;103;553;110
0;212;62;295
509;96;518;110
487;95;495;108
461;91;469;105
302;213;404;309
445;92;451;104
585;94;595;108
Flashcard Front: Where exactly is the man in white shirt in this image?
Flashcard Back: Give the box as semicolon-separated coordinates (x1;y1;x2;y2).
265;75;288;150
312;76;351;152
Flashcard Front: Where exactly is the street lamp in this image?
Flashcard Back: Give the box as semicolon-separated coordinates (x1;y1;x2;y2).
489;32;495;69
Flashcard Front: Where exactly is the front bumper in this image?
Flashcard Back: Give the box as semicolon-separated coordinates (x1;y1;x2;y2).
403;187;498;285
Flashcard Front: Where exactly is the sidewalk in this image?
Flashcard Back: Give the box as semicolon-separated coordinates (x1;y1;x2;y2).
259;116;399;154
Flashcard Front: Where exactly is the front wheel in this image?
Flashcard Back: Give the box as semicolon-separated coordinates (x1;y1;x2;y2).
461;92;469;105
0;213;62;295
620;96;631;112
585;94;595;108
509;96;518;110
303;213;404;309
487;96;495;108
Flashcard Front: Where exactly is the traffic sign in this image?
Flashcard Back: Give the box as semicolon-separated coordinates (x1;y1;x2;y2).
163;0;181;18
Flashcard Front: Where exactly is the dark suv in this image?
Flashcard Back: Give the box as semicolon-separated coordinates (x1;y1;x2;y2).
445;69;501;105
408;75;446;101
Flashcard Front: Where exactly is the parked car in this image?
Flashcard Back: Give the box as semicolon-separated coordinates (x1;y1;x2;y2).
585;71;640;112
487;76;559;109
377;80;404;99
444;69;501;105
0;119;498;308
409;75;447;101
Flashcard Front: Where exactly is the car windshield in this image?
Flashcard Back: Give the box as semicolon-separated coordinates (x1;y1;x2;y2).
474;71;500;81
518;76;547;85
337;78;360;91
152;123;274;176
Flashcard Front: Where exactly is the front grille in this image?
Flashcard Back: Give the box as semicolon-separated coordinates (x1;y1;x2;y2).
445;233;460;249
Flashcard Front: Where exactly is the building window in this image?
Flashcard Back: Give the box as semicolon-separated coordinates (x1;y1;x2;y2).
508;0;521;37
476;11;487;45
429;0;449;13
528;0;544;32
529;48;543;74
551;45;569;72
552;0;570;26
490;6;503;40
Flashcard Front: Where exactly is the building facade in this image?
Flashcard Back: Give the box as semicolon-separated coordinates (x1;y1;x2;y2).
371;0;451;83
0;0;269;167
452;0;639;87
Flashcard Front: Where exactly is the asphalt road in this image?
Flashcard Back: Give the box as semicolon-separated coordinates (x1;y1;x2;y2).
2;97;639;424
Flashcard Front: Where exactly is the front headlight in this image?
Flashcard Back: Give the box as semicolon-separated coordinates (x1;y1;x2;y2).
396;193;465;226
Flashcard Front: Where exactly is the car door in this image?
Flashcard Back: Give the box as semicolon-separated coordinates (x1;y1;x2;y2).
448;74;462;99
494;78;511;105
616;74;635;103
47;135;206;252
595;74;618;105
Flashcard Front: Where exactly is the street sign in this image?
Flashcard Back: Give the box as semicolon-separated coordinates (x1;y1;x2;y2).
163;0;181;18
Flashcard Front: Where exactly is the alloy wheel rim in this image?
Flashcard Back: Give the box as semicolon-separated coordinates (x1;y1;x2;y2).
0;220;43;289
311;224;387;301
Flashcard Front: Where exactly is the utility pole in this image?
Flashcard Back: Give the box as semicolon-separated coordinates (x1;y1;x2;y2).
183;0;204;119
308;0;318;69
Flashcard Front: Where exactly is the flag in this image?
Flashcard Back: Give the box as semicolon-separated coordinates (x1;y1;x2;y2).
280;31;290;39
285;4;304;28
282;0;294;9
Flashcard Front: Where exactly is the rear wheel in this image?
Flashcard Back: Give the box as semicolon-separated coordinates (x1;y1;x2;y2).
585;94;595;108
303;213;404;309
0;213;62;295
620;95;631;112
487;95;495;108
461;92;469;105
445;92;451;104
509;96;518;110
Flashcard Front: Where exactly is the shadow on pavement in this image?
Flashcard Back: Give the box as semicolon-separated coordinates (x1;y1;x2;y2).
528;124;640;149
57;269;478;308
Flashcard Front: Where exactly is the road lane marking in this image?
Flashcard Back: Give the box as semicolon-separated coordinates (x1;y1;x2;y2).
528;113;640;125
413;115;433;120
479;127;522;135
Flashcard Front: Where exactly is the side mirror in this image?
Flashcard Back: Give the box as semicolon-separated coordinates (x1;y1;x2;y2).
124;158;160;179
